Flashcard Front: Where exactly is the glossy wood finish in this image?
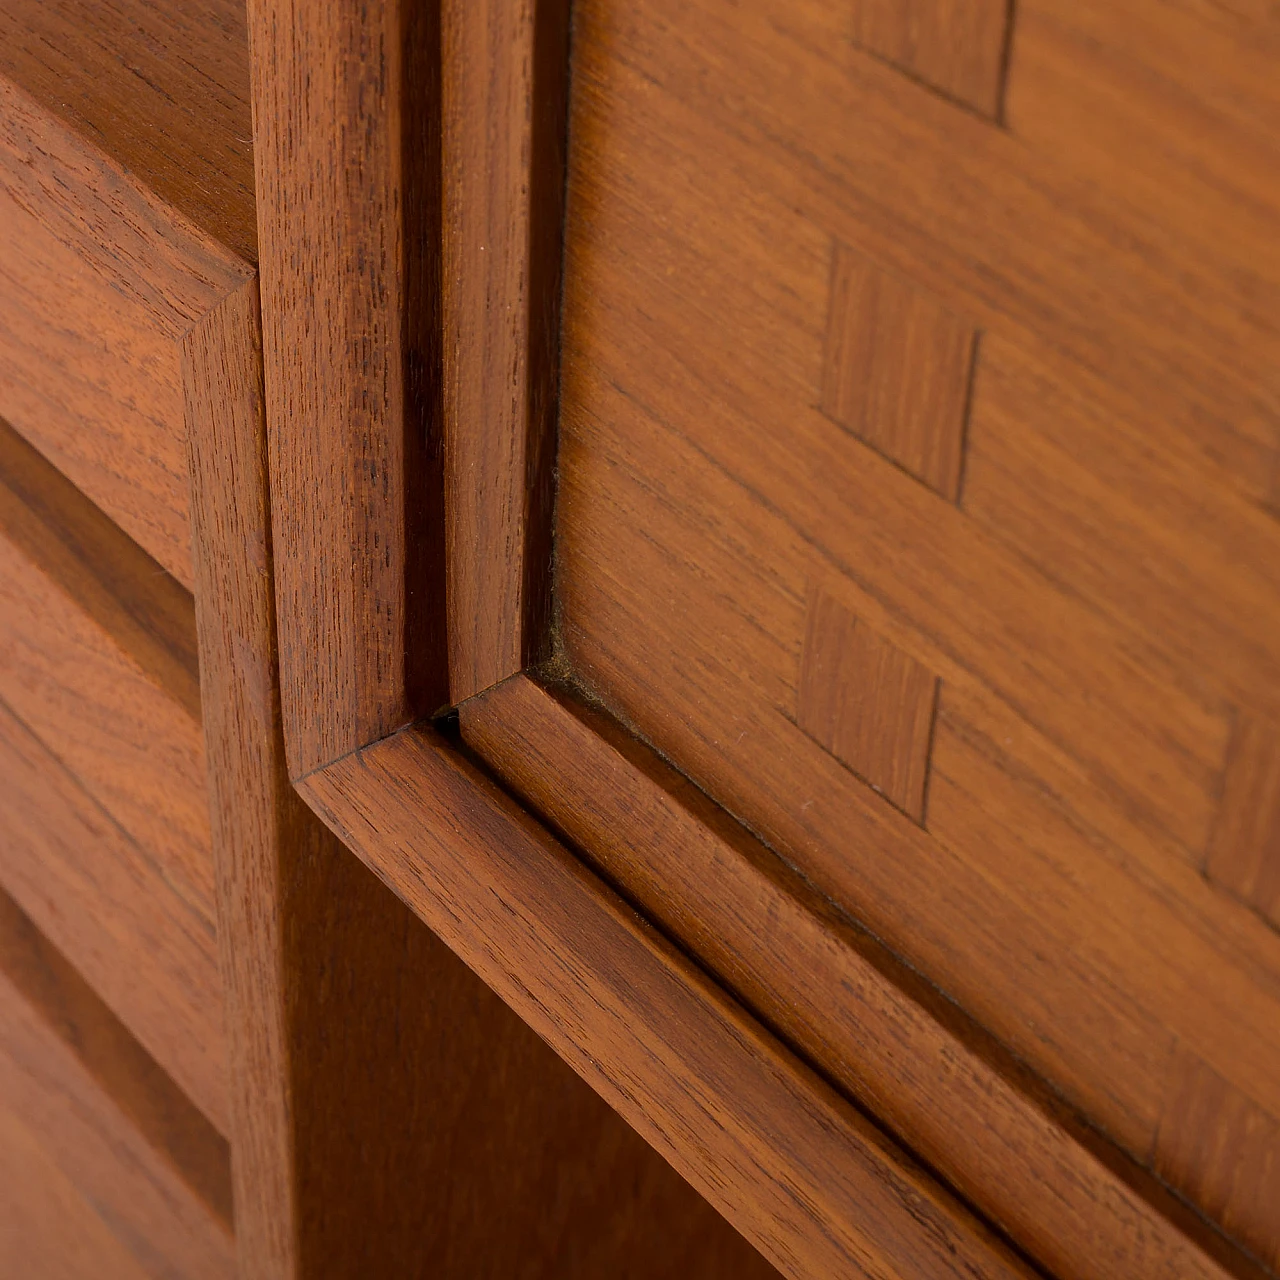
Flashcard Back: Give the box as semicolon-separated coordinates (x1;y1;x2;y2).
249;0;444;776
299;725;1033;1280
552;0;1280;1264
462;673;1254;1280
442;0;568;701
0;888;233;1280
0;0;255;586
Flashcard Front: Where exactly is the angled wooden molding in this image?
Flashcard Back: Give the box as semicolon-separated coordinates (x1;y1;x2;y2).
296;723;1034;1280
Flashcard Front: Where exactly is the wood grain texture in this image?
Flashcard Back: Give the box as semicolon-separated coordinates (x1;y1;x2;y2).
298;725;1035;1280
0;885;231;1232
462;673;1254;1280
187;279;768;1280
185;276;298;1276
0;422;213;932
0;1103;152;1280
551;0;1280;1264
0;890;233;1280
0;0;256;261
1207;714;1280;928
443;0;569;700
851;0;1013;118
0;62;253;586
0;695;226;1136
797;587;939;820
249;0;445;775
1154;1051;1280;1273
821;240;976;500
0;415;199;721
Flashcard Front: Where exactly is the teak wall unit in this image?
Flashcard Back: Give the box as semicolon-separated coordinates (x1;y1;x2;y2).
0;0;1277;1277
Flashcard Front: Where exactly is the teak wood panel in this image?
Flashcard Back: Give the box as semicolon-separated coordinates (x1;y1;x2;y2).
0;0;256;263
299;726;1034;1280
462;674;1247;1280
552;0;1280;1265
0;33;255;588
0;887;233;1280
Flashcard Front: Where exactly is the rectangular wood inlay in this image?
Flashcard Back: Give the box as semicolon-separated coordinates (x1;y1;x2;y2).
798;586;939;821
822;242;976;501
850;0;1012;119
1206;712;1280;928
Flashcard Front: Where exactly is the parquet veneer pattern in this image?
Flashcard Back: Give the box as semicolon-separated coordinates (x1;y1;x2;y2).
555;0;1280;1260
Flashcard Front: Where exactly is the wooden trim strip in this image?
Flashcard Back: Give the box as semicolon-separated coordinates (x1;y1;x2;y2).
461;673;1257;1280
297;723;1037;1280
442;0;569;702
248;0;446;777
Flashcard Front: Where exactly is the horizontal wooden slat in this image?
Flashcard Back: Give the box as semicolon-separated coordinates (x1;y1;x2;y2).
298;725;1033;1280
0;886;233;1278
0;35;253;585
0;696;226;1133
0;416;213;921
462;674;1251;1280
0;0;256;262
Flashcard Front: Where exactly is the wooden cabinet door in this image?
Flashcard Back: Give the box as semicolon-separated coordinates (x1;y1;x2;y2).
255;1;1280;1277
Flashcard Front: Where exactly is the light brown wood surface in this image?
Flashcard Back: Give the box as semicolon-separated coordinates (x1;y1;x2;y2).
443;0;568;701
0;1;256;586
299;725;1035;1280
551;0;1280;1265
851;0;1013;119
820;241;975;501
249;0;444;775
0;888;233;1280
464;673;1255;1280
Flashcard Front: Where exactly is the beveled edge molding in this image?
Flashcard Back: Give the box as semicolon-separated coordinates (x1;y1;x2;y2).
295;722;1036;1280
